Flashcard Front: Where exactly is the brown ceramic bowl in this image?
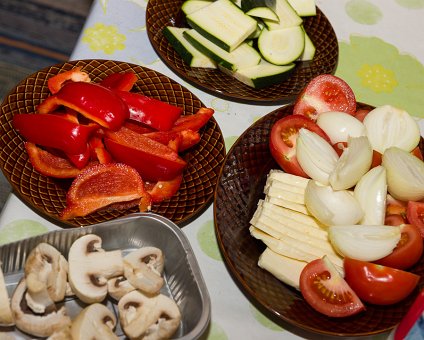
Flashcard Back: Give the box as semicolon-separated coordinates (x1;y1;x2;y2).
146;0;338;105
0;59;226;228
213;103;424;337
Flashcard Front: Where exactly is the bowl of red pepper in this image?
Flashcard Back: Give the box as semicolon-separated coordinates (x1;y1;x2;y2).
0;59;226;228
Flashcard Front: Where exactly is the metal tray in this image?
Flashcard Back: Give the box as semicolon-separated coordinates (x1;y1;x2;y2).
0;213;211;339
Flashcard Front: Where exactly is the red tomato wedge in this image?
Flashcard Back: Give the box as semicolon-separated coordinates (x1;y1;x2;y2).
293;74;356;120
407;201;424;238
269;115;331;178
344;258;420;305
374;224;423;270
299;257;365;318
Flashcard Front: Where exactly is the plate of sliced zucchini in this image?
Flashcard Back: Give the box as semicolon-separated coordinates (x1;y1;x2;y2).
146;0;338;104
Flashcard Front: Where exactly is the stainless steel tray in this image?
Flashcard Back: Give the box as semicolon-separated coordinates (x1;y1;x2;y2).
0;213;211;339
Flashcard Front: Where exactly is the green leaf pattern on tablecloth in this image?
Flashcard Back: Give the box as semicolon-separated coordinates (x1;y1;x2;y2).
0;219;48;245
250;304;285;332
197;220;223;261
335;35;424;118
345;0;383;25
82;22;126;54
395;0;424;8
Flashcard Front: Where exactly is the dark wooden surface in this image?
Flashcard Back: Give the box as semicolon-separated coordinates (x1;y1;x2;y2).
0;0;92;210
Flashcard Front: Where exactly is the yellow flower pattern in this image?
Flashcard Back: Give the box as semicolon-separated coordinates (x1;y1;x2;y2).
357;64;398;93
82;22;126;54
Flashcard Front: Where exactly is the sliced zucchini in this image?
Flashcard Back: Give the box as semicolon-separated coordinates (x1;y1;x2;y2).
287;0;316;16
186;0;257;52
220;60;295;88
246;7;279;21
183;29;261;71
163;27;217;68
298;27;315;61
263;0;302;30
241;0;276;12
181;0;213;15
258;25;304;65
248;19;265;39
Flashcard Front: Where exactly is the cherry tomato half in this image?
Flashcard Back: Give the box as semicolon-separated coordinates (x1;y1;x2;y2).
375;224;423;270
344;258;420;305
407;201;424;238
269;115;331;178
293;74;357;121
299;257;365;318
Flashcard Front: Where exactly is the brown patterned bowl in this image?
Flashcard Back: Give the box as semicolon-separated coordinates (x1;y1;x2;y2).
0;59;226;228
146;0;338;105
213;103;424;337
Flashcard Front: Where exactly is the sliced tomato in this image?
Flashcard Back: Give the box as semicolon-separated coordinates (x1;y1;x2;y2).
385;214;406;226
293;74;356;121
407;201;424;238
374;224;423;270
344;258;420;305
411;146;424;161
386;195;407;218
299;257;365;318
269;115;331;177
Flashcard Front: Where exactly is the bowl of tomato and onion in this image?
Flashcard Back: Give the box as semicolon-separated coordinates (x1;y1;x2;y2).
214;74;424;337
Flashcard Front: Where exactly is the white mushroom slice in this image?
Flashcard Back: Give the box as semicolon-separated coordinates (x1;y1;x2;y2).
24;242;68;314
68;234;124;304
107;276;135;301
123;247;164;295
70;303;118;340
0;262;14;326
11;279;71;338
47;324;72;340
118;290;181;340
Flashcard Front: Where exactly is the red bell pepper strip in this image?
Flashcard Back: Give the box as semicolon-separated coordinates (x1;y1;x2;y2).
89;136;113;164
171;107;214;132
47;67;91;94
25;142;82;178
117;91;182;131
66;144;91;170
123;120;155;134
37;82;129;131
13;113;98;155
99;71;138;91
60;163;150;220
143;129;201;152
104;127;186;181
145;173;183;203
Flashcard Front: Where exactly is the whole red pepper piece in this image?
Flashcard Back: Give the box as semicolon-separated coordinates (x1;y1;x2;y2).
117;91;182;131
100;71;138;91
171;107;214;132
104;126;186;181
13;113;98;155
47;67;91;94
37;82;129;131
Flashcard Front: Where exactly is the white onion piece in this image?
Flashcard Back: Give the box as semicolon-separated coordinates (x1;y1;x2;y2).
328;225;401;261
304;180;363;226
382;146;424;201
329;136;373;190
363;105;420;154
316;111;366;144
354;166;387;225
296;128;339;185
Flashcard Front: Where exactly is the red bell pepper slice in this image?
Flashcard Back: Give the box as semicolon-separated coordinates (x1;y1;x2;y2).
143;129;201;152
123;120;155;134
100;71;138;91
104;127;186;181
145;173;183;203
117;91;182;131
25;142;82;178
171;107;214;132
47;67;91;94
66;144;91;170
37;82;129;131
60;163;151;220
89;136;113;164
13;113;98;155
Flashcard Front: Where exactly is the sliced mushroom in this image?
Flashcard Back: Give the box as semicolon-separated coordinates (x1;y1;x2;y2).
24;242;68;314
70;303;118;340
11;279;71;338
47;324;72;340
123;247;164;295
68;234;124;304
107;276;135;301
0;262;14;326
118;290;181;340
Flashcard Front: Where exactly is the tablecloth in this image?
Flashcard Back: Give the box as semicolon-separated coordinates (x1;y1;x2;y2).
0;0;423;339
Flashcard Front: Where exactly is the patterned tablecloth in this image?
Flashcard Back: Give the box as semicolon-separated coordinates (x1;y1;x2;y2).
1;0;423;339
